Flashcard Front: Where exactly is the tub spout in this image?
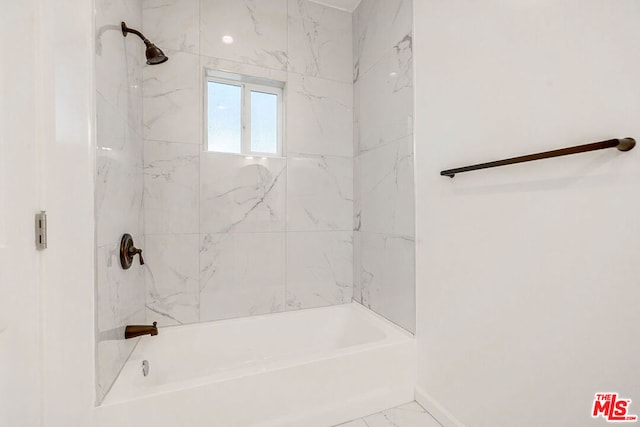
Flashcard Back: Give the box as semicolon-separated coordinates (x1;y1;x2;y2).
125;321;158;339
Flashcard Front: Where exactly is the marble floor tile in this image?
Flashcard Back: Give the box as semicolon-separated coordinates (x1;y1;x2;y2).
335;419;368;427
363;402;441;427
333;401;441;427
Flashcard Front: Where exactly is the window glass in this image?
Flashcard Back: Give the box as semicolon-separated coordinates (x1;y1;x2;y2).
207;81;242;153
250;91;278;154
205;70;284;156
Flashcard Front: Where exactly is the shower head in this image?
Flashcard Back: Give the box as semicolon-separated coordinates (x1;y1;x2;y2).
121;21;169;65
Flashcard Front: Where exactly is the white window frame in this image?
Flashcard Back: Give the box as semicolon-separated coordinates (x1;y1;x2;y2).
205;69;284;157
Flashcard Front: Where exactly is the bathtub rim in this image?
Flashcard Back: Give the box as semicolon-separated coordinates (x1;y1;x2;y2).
149;301;414;337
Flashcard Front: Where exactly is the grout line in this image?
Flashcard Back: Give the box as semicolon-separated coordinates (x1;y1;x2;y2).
144;138;201;146
284;0;289;313
144;230;355;237
197;0;202;325
355;133;414;158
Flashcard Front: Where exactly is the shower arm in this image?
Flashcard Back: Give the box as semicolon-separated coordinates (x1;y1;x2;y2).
120;21;168;65
121;22;151;44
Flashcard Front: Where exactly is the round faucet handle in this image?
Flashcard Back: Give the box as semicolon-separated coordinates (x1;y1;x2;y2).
120;234;145;269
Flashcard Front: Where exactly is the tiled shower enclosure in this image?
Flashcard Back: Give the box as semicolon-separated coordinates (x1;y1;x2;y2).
95;0;414;403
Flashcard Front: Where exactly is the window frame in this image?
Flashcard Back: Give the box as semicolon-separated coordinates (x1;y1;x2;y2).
204;70;284;157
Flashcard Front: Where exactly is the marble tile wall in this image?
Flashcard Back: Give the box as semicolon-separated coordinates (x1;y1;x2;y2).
95;0;146;403
142;0;354;325
352;0;415;333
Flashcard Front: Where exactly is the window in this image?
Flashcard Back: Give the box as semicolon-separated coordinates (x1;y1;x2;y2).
205;70;284;156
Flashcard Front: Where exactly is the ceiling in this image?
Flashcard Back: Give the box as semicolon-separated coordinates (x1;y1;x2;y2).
308;0;362;12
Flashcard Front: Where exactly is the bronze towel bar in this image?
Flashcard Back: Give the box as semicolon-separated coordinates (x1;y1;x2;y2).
441;137;635;178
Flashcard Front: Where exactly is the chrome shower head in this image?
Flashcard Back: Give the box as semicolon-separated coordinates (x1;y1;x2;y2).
121;21;168;65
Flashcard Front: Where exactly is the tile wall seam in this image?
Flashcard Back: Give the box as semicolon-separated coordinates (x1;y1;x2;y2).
284;0;290;313
356;132;414;158
286;152;354;160
197;0;202;323
141;9;148;323
356;43;412;82
144;138;201;145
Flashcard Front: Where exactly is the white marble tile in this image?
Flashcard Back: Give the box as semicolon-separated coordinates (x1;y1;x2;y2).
351;0;415;339
95;240;146;400
288;0;352;83
353;154;361;231
96;240;147;335
309;0;362;12
353;0;412;78
96;0;143;130
95;37;143;135
357;136;414;237
334;419;368;427
199;232;286;321
201;55;289;83
287;155;353;231
200;153;286;233
352;231;361;303
143;0;199;55
200;0;288;71
96;338;134;400
144;140;199;234
96;0;142;39
96;0;142;31
95;0;146;405
359;232;415;333
143;50;201;144
353;78;361;155
286;231;353;309
144;234;199;325
357;47;413;152
363;402;441;427
96;94;144;247
95;0;145;404
287;73;353;157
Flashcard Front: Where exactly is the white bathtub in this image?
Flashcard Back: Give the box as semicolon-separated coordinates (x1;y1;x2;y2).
94;303;415;427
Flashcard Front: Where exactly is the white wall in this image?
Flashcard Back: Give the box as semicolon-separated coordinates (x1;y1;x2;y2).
414;1;640;426
0;1;43;425
41;0;96;424
1;0;96;426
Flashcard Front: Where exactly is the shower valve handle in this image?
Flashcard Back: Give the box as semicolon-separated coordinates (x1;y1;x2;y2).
120;233;144;269
129;246;144;265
